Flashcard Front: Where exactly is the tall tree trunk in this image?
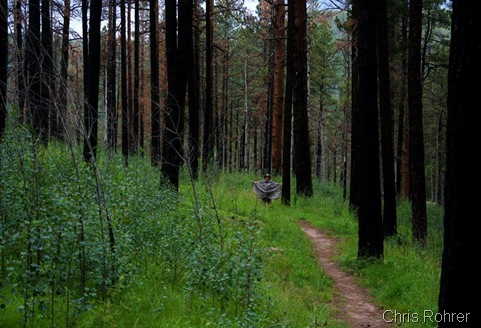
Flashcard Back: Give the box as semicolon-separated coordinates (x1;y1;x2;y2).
438;1;477;321
377;0;397;236
42;0;55;140
241;57;248;172
150;0;160;166
0;0;7;139
106;0;117;150
162;0;191;189
15;0;26;124
188;0;200;178
396;5;407;196
127;0;134;154
356;0;383;259
219;45;229;170
26;0;43;140
435;111;443;204
120;0;129;162
292;0;312;197
83;0;102;162
139;39;145;155
408;0;427;246
264;26;274;175
349;0;360;211
315;99;323;180
282;0;296;206
341;34;351;198
133;0;140;154
81;0;88;113
59;0;71;142
341;108;349;200
271;0;286;175
203;0;214;170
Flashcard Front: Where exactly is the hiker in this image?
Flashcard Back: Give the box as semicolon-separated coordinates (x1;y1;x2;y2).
252;173;281;203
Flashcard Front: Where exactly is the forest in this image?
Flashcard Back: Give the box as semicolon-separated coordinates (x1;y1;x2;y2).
0;0;476;327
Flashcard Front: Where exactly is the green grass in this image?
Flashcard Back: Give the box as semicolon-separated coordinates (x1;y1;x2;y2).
1;138;442;328
207;173;442;327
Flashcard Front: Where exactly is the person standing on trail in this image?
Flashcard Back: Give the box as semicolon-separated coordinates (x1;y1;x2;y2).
252;173;281;204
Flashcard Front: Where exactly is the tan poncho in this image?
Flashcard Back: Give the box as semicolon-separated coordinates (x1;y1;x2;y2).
252;180;281;200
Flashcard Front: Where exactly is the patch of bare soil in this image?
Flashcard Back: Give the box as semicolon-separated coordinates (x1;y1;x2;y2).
299;221;391;328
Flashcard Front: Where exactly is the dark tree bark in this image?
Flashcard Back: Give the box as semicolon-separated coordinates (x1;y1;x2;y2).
81;0;88;108
203;0;214;170
349;0;360;211
271;0;285;175
396;5;407;196
26;0;44;140
408;0;427;246
106;0;117;150
240;57;248;172
120;0;129;162
435;111;443;204
264;25;274;175
0;0;7;139
42;0;56;140
59;0;71;142
377;0;397;236
341;107;349;200
133;0;140;154
83;0;102;162
438;1;477;322
281;0;295;206
139;43;145;155
15;0;26;124
356;0;383;259
188;0;200;178
162;0;191;189
150;0;160;166
292;0;312;197
341;34;351;199
124;0;135;155
315;99;323;180
127;0;134;154
221;44;229;170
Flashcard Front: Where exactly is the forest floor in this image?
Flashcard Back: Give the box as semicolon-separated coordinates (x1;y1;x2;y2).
299;221;392;328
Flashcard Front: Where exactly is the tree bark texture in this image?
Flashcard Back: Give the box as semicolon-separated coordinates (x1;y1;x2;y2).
438;1;477;322
161;0;191;189
349;0;360;211
292;0;313;197
356;0;383;259
26;0;44;141
59;0;71;142
271;0;286;175
281;0;296;206
150;0;161;166
121;0;129;162
408;0;427;246
203;0;214;170
106;0;117;150
133;0;140;153
83;0;102;162
188;0;201;179
0;0;7;138
42;0;56;140
396;6;407;196
377;0;397;236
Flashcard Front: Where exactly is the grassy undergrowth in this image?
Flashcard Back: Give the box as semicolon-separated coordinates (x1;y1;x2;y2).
1;130;442;327
206;172;442;328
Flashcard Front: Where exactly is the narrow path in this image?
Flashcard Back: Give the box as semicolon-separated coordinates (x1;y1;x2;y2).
299;221;391;328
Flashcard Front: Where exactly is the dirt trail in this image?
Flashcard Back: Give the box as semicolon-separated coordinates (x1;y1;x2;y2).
299;221;391;328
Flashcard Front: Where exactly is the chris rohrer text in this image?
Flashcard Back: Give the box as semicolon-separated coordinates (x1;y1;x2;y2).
383;310;470;324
